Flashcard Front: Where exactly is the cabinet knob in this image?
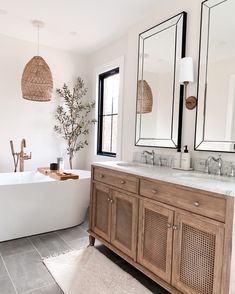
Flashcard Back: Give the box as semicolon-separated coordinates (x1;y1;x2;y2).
99;174;104;178
167;223;172;229
151;189;158;194
120;180;125;184
194;201;200;207
110;199;114;204
172;225;178;230
107;198;111;202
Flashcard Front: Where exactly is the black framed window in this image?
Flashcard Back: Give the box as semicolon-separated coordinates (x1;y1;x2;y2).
97;67;120;157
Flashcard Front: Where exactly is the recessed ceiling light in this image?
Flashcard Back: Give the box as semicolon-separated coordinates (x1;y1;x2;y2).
0;9;7;15
69;31;77;36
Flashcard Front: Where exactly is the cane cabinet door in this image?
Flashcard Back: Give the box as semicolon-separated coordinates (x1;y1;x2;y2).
91;183;111;242
111;190;138;260
172;211;224;294
137;200;174;283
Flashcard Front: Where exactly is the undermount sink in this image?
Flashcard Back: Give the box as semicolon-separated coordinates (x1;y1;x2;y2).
173;172;232;183
116;162;141;167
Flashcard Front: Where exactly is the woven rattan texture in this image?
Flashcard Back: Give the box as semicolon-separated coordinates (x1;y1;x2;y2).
137;80;153;113
21;56;53;101
95;190;109;234
179;224;216;294
115;197;132;249
143;208;168;272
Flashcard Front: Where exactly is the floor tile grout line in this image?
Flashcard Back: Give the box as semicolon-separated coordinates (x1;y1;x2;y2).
0;254;18;294
21;282;56;294
27;238;43;259
54;232;73;249
0;249;36;259
55;231;90;250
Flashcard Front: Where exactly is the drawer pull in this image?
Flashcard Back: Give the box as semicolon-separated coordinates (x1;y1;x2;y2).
151;189;158;194
167;223;172;229
194;201;200;207
120;180;125;184
99;174;104;178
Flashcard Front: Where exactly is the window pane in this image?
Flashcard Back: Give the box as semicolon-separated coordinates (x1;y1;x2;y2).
102;116;112;152
97;68;119;157
111;114;118;153
103;74;119;115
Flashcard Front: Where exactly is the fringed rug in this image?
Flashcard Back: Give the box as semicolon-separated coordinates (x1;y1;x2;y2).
43;246;152;294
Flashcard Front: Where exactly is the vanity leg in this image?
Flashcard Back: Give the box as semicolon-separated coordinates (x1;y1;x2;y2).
89;235;95;247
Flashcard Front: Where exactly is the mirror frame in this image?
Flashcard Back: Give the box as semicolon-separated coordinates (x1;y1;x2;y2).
195;0;235;153
135;12;187;149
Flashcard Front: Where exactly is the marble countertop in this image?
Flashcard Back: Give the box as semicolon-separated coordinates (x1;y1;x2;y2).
92;161;235;197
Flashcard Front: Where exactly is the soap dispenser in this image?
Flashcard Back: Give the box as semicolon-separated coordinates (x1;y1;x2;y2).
181;145;191;170
173;148;181;168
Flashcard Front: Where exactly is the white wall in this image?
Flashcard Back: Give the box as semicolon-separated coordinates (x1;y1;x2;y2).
85;0;235;169
0;34;88;172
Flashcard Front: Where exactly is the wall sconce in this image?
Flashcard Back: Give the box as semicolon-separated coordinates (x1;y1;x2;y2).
179;57;197;110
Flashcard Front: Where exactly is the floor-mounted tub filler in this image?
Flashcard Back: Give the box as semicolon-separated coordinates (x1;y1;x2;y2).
0;169;90;242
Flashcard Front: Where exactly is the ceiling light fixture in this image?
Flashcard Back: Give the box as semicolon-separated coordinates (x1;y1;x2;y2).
21;20;53;102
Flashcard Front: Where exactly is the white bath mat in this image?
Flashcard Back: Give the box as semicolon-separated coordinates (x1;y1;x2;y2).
43;246;152;294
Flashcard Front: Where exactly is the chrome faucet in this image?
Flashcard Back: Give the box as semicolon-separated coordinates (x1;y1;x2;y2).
142;150;155;165
205;155;223;175
10;139;32;172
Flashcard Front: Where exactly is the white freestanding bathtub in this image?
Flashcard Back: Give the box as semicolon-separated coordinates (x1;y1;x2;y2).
0;170;91;242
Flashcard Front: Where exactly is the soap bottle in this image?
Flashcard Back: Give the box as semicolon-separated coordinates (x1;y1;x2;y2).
173;148;181;168
181;145;191;170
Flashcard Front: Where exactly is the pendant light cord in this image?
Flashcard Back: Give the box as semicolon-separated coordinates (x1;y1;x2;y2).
37;24;40;56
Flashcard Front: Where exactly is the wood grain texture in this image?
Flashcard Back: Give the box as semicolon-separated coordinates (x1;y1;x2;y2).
93;167;138;194
89;165;233;294
140;178;226;222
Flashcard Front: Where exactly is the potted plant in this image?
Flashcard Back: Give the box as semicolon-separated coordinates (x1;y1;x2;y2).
54;77;96;169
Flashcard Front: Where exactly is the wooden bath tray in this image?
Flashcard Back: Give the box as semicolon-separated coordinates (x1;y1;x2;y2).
37;167;50;175
37;167;79;181
49;172;79;181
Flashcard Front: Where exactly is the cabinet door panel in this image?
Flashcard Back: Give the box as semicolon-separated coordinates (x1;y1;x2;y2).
137;200;174;283
91;183;111;242
111;191;138;260
172;212;224;294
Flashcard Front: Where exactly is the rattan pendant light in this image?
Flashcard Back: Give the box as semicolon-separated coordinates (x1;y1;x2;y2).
21;20;53;102
137;80;153;113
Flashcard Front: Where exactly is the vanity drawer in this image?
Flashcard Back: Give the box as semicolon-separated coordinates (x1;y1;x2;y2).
93;167;138;194
140;179;226;222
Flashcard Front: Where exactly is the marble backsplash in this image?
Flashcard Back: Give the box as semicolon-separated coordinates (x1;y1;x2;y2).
132;151;235;177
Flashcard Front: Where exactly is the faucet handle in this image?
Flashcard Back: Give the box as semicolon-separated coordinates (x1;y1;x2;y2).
141;151;148;164
230;164;235;177
204;159;209;173
24;152;32;160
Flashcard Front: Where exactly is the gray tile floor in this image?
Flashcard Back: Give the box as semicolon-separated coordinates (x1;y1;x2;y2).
0;216;169;294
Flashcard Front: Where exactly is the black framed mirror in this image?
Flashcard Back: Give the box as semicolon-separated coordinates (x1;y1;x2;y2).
135;12;187;148
195;0;235;152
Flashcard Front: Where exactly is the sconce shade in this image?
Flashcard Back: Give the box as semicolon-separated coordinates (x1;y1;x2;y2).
137;80;153;113
179;57;194;83
21;56;53;102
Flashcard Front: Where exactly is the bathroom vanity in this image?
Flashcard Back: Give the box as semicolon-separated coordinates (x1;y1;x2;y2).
88;162;235;294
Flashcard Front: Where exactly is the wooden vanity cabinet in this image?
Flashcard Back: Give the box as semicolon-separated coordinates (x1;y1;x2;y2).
137;200;174;284
91;181;138;259
172;211;224;294
89;165;233;294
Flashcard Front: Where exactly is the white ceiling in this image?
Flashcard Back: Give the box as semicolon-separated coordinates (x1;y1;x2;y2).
0;0;166;53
